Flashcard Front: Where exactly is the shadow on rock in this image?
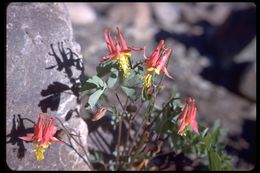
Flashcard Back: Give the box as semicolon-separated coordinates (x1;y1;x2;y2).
200;61;253;95
38;41;84;116
225;119;256;168
38;81;70;113
47;42;84;82
6;114;35;159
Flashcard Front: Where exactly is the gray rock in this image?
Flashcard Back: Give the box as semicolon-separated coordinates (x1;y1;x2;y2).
238;63;256;101
234;38;256;101
6;3;91;170
234;37;256;63
88;3;113;15
127;3;156;42
107;3;137;26
151;3;183;33
65;3;97;25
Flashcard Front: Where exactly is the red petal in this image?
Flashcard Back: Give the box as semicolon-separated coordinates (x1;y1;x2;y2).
129;47;143;51
117;27;128;50
104;29;113;52
34;114;44;142
156;48;172;72
146;40;165;67
92;108;108;121
191;117;199;134
188;100;196;123
179;103;189;123
190;103;199;134
51;137;63;144
162;66;174;79
100;53;117;62
107;29;116;52
178;121;186;134
19;133;34;141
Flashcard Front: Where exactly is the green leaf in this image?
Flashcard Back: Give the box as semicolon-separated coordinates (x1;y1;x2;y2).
121;86;137;101
107;68;119;88
88;87;106;110
212;119;221;130
80;75;106;92
96;61;117;77
225;162;234;171
87;75;105;88
123;69;144;87
80;81;97;92
208;147;222;171
199;124;209;137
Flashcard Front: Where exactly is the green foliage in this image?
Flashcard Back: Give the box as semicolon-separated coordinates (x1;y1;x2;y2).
208;147;222;170
121;86;138;101
88;87;106;110
107;68;119;88
96;60;117;77
123;69;144;88
80;75;107;109
80;75;106;92
78;29;234;171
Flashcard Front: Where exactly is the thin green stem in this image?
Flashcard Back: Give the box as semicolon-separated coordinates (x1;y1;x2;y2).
56;117;93;170
124;101;144;155
132;60;145;70
150;97;181;126
127;117;147;156
115;93;124;112
116;115;123;170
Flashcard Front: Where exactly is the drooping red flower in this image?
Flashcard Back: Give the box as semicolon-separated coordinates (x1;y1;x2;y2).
92;107;108;121
19;113;60;160
144;40;173;79
177;97;199;135
100;27;143;77
143;40;174;90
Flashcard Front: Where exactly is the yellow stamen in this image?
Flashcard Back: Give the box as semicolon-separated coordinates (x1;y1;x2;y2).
118;53;131;78
34;145;46;161
143;73;153;89
147;67;160;75
178;126;189;136
33;142;50;161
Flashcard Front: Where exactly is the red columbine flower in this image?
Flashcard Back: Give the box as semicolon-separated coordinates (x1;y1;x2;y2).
92;107;108;121
143;40;174;90
100;27;143;78
19;113;60;160
177;97;199;135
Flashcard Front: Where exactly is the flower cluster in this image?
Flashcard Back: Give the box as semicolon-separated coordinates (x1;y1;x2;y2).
100;27;199;136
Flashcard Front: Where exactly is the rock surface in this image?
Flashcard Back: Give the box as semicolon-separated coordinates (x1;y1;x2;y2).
6;3;91;170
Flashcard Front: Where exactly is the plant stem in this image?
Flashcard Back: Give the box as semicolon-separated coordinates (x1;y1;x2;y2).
150;96;181;126
124;101;144;155
124;97;129;109
115;93;124;112
116;115;123;170
132;60;145;70
56;117;93;170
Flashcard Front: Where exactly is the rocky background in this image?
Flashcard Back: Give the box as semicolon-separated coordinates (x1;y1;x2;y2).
6;2;256;171
66;2;256;171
